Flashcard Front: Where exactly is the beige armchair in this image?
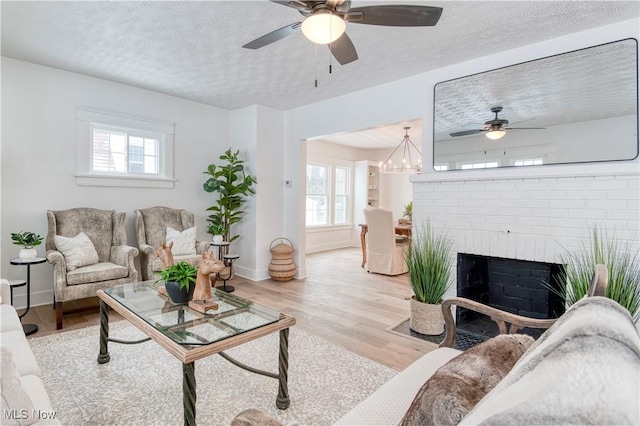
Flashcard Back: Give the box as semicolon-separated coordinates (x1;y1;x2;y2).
364;208;409;276
134;206;210;281
46;208;139;330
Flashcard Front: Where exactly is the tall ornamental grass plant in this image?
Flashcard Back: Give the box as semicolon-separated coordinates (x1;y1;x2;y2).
556;228;640;321
405;223;453;304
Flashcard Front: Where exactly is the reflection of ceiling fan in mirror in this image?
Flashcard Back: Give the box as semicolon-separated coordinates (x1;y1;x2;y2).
449;107;545;140
242;0;443;65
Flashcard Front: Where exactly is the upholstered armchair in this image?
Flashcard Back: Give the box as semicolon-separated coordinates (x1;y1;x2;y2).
134;206;210;281
364;208;409;276
46;208;139;330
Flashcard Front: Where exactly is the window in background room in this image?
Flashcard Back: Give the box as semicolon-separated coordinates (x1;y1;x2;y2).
306;164;329;226
76;106;175;188
306;163;351;227
514;158;544;166
434;164;449;171
460;161;499;170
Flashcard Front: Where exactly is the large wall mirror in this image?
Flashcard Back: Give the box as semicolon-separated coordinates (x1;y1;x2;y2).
433;38;638;171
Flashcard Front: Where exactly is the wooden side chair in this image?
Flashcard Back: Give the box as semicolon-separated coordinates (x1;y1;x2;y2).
439;264;609;348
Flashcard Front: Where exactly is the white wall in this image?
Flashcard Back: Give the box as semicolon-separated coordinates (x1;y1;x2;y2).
283;18;640;279
1;58;230;308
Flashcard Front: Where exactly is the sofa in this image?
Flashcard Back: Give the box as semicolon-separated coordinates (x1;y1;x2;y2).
0;279;60;425
335;295;640;425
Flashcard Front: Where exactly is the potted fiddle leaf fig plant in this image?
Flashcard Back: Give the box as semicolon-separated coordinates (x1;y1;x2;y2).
11;231;43;260
203;148;256;244
156;261;198;304
405;222;453;335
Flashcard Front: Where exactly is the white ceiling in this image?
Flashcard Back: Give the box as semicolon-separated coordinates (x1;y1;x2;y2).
2;1;639;149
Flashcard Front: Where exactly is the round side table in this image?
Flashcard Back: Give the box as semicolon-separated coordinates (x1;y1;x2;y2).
10;257;46;336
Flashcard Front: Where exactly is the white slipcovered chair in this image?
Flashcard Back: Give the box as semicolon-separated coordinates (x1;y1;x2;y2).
134;206;210;281
364;208;409;276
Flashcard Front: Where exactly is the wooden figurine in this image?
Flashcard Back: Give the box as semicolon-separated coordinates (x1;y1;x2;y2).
191;251;225;310
156;241;174;268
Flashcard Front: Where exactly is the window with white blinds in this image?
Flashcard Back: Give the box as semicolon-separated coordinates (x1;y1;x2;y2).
76;107;174;188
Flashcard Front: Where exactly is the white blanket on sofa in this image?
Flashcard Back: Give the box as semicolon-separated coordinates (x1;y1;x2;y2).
461;296;640;425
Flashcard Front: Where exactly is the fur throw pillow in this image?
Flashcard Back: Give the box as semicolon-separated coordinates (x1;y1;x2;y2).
399;334;534;426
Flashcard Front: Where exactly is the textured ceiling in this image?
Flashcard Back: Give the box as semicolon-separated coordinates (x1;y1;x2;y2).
2;1;639;148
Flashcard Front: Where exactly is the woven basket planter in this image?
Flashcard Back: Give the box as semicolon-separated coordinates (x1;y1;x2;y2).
269;238;296;281
409;297;444;335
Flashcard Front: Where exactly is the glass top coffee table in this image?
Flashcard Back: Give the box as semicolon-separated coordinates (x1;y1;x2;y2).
97;281;296;426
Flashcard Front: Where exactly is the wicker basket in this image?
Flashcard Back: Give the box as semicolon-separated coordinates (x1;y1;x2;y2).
409;297;445;335
269;238;296;281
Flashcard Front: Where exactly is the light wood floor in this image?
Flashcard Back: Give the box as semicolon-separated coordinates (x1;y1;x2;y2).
22;247;435;371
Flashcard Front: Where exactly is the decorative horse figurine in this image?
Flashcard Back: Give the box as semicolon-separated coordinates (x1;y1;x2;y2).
192;251;225;301
156;241;174;268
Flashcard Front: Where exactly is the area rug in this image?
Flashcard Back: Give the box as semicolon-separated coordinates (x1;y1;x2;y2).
29;322;396;425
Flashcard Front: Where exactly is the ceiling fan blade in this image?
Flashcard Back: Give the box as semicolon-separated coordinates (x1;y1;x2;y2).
242;22;302;49
329;32;358;65
450;129;484;137
270;0;311;13
346;5;443;26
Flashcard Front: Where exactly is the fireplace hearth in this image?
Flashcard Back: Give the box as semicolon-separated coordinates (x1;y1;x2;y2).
456;254;565;338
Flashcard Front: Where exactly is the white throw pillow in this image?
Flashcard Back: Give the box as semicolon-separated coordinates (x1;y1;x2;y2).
166;227;197;256
54;232;100;271
0;346;36;425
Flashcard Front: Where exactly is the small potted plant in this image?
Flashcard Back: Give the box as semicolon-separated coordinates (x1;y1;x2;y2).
11;231;43;260
208;223;226;244
156;261;198;304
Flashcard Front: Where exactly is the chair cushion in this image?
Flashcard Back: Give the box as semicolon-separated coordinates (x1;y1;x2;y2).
20;375;61;425
0;346;36;425
66;262;129;286
399;334;533;426
151;255;202;273
166;227;196;256
54;232;99;271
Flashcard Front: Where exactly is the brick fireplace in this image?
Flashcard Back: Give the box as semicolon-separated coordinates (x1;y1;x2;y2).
411;165;639;330
456;253;565;337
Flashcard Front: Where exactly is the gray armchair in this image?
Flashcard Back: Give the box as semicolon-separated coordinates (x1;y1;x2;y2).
46;208;139;330
134;206;210;281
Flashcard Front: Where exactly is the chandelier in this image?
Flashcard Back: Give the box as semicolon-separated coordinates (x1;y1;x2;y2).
379;127;422;174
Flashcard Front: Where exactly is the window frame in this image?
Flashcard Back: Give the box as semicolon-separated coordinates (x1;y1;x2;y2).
305;162;352;228
76;106;175;188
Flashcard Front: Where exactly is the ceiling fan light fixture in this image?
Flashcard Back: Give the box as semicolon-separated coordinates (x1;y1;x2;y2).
301;10;346;44
486;129;506;140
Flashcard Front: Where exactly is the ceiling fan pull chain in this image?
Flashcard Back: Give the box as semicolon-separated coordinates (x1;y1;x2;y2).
315;43;318;88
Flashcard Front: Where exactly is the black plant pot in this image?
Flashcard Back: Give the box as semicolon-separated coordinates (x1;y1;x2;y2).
164;281;195;304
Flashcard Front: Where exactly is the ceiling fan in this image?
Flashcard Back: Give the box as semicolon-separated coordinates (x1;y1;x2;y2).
449;107;545;140
242;0;443;65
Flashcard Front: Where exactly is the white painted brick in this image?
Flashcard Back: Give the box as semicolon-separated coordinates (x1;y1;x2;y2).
585;180;626;191
608;190;637;200
607;210;640;221
534;236;547;262
628;179;640;190
567;209;607;220
489;233;499;257
548;199;586;210
587;199;627;210
567;190;607;200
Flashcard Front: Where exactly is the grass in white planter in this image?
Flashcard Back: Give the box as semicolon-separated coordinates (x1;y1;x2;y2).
405;223;453;304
